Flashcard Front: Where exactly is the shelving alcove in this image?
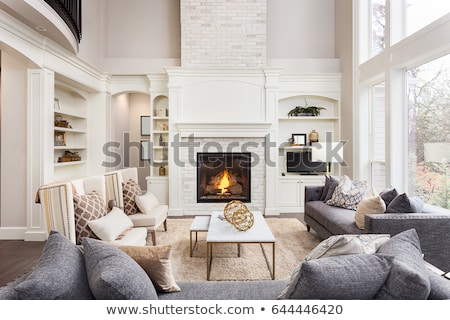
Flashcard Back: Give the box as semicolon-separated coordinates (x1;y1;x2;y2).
53;82;88;181
145;93;169;205
276;94;341;213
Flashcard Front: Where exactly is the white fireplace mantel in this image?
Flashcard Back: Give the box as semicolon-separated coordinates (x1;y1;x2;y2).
174;121;273;138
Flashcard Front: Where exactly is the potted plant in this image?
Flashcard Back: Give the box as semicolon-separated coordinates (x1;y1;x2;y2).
288;100;326;117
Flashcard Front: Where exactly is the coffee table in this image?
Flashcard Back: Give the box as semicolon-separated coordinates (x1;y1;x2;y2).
206;211;276;280
190;216;211;256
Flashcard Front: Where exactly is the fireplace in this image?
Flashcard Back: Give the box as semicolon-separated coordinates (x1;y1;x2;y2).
197;152;251;203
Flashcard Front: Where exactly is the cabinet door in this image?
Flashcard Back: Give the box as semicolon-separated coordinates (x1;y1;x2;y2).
278;179;301;207
147;178;169;205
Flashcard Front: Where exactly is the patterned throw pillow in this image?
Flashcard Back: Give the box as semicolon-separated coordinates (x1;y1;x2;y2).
123;179;142;215
73;190;107;245
326;175;368;210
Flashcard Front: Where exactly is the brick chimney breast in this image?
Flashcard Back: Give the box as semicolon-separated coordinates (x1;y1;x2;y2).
180;0;267;67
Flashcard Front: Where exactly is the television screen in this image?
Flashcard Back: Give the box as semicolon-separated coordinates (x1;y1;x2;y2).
286;150;328;174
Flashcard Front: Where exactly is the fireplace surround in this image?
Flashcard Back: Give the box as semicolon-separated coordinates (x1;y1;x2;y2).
197;152;251;203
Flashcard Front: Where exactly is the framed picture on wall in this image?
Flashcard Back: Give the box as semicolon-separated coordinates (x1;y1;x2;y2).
140;140;151;160
292;133;307;146
140;116;151;136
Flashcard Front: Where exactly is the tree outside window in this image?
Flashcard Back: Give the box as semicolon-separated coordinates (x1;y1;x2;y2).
408;55;450;208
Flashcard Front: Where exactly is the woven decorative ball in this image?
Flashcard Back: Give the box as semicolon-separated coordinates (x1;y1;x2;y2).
223;200;248;223
231;208;254;231
223;200;254;231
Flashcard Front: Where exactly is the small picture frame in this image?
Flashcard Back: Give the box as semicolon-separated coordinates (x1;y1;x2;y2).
54;99;61;111
140;140;151;160
54;132;66;146
140;116;151;136
292;133;307;146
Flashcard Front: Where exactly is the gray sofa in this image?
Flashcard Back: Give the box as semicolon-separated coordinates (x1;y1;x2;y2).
304;184;450;272
2;229;450;300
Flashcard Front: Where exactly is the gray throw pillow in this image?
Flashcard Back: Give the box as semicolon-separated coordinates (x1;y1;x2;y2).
379;188;399;207
83;238;158;300
319;175;330;201
14;230;93;299
375;229;431;299
323;175;340;202
385;193;424;213
279;254;393;299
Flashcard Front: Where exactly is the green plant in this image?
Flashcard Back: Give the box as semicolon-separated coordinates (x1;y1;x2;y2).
287;100;326;117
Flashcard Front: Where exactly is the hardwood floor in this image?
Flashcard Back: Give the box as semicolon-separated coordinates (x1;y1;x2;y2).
0;213;308;287
0;240;45;287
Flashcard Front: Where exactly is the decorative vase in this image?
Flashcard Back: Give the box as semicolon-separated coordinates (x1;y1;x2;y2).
309;130;319;145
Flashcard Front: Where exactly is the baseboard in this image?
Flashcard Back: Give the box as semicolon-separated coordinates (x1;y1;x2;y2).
0;227;47;241
0;227;27;240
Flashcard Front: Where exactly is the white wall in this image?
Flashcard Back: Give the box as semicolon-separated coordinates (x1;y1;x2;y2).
267;0;335;59
110;92;150;190
128;93;151;190
0;51;28;227
111;93;130;170
79;0;337;74
97;0;181;74
78;0;103;69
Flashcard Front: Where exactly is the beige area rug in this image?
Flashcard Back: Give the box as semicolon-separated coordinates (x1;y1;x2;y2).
152;218;321;282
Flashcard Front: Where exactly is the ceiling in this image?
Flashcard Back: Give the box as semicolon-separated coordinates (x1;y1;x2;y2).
0;0;78;53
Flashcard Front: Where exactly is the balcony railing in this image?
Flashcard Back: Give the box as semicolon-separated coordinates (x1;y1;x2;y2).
45;0;82;43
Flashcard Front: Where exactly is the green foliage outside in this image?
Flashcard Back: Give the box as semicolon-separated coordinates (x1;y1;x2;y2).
408;57;450;208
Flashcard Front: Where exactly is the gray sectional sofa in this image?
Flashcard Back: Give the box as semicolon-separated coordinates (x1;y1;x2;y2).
2;228;450;300
304;184;450;272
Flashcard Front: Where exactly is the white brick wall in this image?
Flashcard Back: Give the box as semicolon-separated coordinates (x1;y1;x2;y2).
179;137;266;215
180;0;267;67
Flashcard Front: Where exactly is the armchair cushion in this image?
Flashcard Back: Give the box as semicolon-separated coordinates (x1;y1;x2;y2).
73;190;107;244
87;207;134;242
135;192;160;213
128;205;168;229
122;179;142;215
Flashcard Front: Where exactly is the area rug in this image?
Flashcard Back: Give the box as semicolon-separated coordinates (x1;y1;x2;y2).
152;217;321;281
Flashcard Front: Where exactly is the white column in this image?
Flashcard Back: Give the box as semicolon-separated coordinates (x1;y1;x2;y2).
25;68;55;241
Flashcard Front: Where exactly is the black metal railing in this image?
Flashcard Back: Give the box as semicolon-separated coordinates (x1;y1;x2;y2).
45;0;82;43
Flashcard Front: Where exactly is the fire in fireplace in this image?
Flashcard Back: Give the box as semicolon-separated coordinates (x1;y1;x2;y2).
197;152;251;203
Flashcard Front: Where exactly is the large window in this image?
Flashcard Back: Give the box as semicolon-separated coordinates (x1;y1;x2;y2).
371;0;385;56
408;55;450;207
371;82;386;191
357;1;450;193
406;0;450;36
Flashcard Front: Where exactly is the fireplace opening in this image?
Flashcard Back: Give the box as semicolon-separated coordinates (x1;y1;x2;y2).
197;152;251;203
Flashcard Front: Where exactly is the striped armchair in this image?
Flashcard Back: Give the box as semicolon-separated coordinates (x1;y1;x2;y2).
104;167;168;245
37;174;147;245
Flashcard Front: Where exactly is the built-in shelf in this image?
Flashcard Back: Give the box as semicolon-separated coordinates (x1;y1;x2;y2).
277;93;341;214
54;127;87;134
53;82;88;180
278;116;339;121
54;160;87;167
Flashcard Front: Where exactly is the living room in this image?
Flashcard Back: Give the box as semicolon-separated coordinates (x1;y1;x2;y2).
1;0;450;306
